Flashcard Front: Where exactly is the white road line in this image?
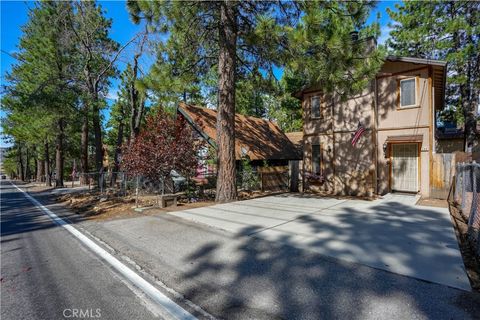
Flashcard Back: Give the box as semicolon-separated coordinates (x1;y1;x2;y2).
12;183;198;320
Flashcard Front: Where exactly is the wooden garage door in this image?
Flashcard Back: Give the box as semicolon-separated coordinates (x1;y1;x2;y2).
392;143;419;192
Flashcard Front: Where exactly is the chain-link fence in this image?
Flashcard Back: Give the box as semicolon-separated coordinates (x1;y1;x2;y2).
71;167;290;196
74;171;190;195
453;162;480;256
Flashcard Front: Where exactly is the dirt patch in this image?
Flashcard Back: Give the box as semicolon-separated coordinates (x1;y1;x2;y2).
298;190;380;201
448;203;480;292
53;187;293;221
56;191;216;221
416;197;448;208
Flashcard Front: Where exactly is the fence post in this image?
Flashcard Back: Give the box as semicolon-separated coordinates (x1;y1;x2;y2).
135;176;139;208
260;172;263;192
455;164;461;203
461;164;466;213
100;172;104;194
123;173;127;197
468;163;477;226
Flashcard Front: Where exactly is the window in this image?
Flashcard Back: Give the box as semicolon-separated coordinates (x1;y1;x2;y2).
311;96;320;118
312;144;322;174
399;78;417;108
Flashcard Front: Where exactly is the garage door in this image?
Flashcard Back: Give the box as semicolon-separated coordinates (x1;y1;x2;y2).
392;143;419;192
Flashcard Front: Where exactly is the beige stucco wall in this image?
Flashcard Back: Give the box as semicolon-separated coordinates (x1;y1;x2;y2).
377;62;431;130
303;93;333;136
303;85;375;196
332;131;375;196
376;61;432;196
376;128;430;196
303;134;334;192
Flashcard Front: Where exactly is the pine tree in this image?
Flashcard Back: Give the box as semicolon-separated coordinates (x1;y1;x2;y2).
287;1;385;97
3;1;78;186
127;1;383;202
65;1;120;176
127;1;295;202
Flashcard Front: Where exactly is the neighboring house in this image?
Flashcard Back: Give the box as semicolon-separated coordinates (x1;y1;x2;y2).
177;103;302;173
435;121;464;153
295;56;447;197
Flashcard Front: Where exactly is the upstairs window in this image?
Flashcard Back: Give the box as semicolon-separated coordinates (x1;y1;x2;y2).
311;96;321;118
399;78;417;108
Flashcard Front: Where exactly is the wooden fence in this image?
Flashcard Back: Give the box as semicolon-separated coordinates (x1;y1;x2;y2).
431;153;454;199
431;152;471;199
258;166;289;191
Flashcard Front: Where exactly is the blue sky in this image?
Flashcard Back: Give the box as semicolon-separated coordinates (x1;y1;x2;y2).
0;0;400;147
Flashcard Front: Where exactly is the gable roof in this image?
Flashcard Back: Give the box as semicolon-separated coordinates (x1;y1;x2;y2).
285;131;304;156
292;55;447;105
385;56;447;67
178;102;302;161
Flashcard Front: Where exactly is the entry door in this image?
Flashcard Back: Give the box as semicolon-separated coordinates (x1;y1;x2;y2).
391;143;419;192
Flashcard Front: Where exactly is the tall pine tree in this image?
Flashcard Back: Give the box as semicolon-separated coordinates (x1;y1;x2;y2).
387;1;480;149
65;1;120;177
3;1;78;186
128;1;383;202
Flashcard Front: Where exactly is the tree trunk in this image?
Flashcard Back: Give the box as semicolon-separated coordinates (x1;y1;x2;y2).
18;146;25;181
55;118;65;187
37;158;45;182
80;105;89;184
130;100;144;140
25;147;30;181
45;141;51;186
215;1;238;202
92;96;103;174
463;30;477;151
129;56;145;141
462;86;476;151
110;119;124;187
34;154;38;181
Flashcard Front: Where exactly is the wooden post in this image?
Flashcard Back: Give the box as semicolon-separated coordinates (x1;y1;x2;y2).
135;176;139;208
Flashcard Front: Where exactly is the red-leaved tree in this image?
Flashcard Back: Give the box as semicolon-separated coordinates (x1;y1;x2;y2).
121;110;199;185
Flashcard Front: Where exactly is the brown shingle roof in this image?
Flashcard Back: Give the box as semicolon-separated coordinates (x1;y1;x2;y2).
285;131;304;157
178;102;302;161
285;131;303;146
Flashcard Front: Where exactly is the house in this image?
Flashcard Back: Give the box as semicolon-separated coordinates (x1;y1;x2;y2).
295;56;447;197
177;103;302;173
435;121;464;153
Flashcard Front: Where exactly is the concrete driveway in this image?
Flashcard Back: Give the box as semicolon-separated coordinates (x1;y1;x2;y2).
170;193;470;291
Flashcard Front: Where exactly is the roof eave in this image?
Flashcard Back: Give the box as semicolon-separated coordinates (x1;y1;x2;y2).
177;103;217;149
386;55;447;67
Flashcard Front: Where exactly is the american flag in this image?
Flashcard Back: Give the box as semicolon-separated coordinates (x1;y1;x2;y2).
351;123;366;147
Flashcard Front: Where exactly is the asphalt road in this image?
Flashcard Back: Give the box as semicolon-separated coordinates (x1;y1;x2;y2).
2;179;480;320
0;181;160;320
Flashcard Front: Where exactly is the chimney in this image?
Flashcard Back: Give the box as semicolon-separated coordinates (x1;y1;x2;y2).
350;31;359;42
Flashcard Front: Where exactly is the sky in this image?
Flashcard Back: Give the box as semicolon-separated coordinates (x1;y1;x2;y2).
0;0;400;147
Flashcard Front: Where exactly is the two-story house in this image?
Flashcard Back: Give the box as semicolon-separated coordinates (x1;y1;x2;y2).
295;56;447;197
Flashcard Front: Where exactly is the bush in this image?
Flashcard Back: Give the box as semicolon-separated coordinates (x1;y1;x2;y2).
121;109;199;191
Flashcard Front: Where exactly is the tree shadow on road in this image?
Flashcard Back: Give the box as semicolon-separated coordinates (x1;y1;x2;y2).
1;183;87;237
177;201;480;319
